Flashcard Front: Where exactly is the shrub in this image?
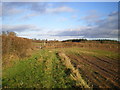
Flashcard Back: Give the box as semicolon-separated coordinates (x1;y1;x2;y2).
2;31;32;58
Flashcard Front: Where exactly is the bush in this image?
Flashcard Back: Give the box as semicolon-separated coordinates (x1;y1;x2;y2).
2;31;32;58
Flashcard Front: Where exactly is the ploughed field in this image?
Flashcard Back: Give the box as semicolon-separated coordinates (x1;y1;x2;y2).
60;48;119;88
2;42;120;88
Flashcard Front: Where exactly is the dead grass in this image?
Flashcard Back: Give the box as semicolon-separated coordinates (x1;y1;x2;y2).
58;52;90;88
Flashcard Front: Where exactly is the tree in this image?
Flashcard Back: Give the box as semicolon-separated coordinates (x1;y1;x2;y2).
8;32;16;36
2;31;7;36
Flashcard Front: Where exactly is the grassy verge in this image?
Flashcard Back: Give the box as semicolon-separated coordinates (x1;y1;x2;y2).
2;49;75;88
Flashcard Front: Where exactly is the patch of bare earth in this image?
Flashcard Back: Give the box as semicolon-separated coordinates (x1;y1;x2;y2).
66;53;120;88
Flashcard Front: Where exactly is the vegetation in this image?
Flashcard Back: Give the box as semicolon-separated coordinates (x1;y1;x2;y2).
3;49;76;88
62;39;87;42
62;38;119;44
2;31;33;67
2;31;32;56
2;32;120;88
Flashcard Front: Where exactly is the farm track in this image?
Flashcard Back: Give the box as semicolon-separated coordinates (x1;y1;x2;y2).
3;50;77;88
66;53;120;88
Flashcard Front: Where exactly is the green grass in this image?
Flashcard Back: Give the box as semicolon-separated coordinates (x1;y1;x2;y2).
3;47;118;88
51;47;119;59
2;49;75;88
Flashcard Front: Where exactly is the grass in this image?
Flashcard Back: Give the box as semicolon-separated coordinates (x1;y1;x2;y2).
3;46;119;88
51;47;119;59
2;49;75;88
59;52;90;88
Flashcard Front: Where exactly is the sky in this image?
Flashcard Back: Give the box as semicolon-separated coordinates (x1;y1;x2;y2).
1;2;119;41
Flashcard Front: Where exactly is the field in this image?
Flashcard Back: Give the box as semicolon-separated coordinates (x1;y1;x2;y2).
2;40;120;88
1;1;120;89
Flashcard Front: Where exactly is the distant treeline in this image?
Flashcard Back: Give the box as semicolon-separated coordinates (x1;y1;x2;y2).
32;38;59;43
32;38;119;44
62;39;87;42
62;39;119;44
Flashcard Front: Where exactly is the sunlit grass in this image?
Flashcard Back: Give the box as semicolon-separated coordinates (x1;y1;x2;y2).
2;49;75;88
51;47;119;60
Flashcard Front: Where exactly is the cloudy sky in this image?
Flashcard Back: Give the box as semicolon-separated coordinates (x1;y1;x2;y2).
1;2;119;40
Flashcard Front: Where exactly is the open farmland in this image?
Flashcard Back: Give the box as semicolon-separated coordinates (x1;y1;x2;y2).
2;40;120;88
2;2;119;89
56;48;119;88
45;41;120;88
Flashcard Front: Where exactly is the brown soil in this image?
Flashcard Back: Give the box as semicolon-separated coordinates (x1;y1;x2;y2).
66;53;120;88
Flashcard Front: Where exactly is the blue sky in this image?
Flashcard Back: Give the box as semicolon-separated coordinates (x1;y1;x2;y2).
2;2;119;40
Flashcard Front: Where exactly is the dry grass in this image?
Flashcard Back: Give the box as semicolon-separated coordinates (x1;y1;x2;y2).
2;32;33;67
59;52;90;88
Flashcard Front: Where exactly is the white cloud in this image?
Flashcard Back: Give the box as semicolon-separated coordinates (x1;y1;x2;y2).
46;6;75;13
2;2;76;21
21;13;38;20
80;11;100;24
72;15;77;19
3;8;24;16
57;11;118;38
57;17;68;22
2;24;40;32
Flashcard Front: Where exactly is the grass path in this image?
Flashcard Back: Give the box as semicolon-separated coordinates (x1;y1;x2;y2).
2;49;75;88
